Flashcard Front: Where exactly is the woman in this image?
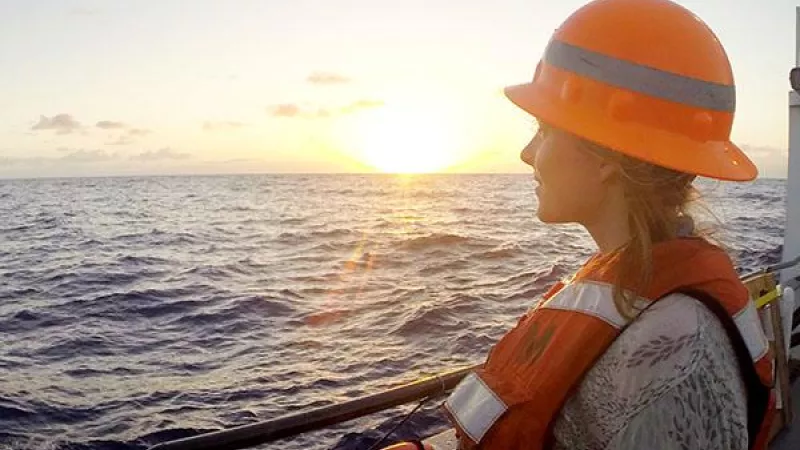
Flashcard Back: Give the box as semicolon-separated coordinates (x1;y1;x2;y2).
386;0;774;449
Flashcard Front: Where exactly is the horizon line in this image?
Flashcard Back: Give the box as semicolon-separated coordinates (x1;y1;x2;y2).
0;172;789;182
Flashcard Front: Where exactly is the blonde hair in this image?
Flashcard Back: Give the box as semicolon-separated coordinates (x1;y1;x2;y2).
585;143;701;319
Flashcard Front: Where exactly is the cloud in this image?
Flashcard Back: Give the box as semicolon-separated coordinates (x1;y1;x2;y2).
268;99;383;119
96;120;126;130
107;135;134;146
1;150;117;166
269;104;301;117
105;128;151;146
341;99;384;113
31;114;82;134
1;147;198;177
0;156;26;166
96;121;148;134
0;155;51;166
203;121;247;131
218;158;262;164
128;128;150;137
60;149;117;163
131;148;192;161
29;116;150;143
268;104;331;118
314;108;332;118
307;72;351;84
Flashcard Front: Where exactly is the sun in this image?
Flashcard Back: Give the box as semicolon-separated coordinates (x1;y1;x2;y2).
354;103;463;173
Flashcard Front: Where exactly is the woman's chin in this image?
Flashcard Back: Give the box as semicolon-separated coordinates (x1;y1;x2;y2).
536;206;567;224
536;208;556;223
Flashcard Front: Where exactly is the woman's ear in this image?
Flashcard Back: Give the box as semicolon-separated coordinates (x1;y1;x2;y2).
597;157;619;184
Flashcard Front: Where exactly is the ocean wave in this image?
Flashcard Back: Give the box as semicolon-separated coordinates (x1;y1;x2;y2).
113;229;169;241
91;289;180;306
32;334;123;362
736;191;785;202
112;230;203;246
0;308;67;334
280;217;308;225
85;289;216;322
303;309;351;327
496;264;566;289
231;294;297;316
63;366;146;379
168;309;238;328
503;287;549;302
183;263;253;279
2;223;34;233
290;242;353;255
735;245;784;274
328;188;355;195
400;233;476;250
391;304;468;337
277;228;357;244
0;287;42;300
220;205;256;212
12;309;40;321
0;396;103;430
35;216;63;230
450;206;475;214
117;255;171;266
476;243;523;260
450;331;500;356
416;259;469;276
77;239;104;248
0;398;37;421
49;271;143;290
164;296;295;331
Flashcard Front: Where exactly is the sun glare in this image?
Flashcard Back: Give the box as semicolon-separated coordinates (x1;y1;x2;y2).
354;103;463;174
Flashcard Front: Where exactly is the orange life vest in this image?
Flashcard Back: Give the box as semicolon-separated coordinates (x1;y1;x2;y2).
444;238;774;449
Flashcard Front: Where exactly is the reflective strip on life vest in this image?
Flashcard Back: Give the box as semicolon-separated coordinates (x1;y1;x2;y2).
444;372;507;444
541;281;645;329
733;300;770;361
543;39;736;112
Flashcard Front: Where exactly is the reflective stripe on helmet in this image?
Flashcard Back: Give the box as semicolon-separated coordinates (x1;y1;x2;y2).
444;372;507;444
544;39;736;112
733;300;770;361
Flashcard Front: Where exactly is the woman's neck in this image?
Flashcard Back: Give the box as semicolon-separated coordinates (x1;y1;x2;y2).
583;189;632;254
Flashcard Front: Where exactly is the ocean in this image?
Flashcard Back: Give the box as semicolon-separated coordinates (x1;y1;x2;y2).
0;174;787;450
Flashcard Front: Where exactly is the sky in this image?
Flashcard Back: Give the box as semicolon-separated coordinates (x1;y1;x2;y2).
0;0;797;179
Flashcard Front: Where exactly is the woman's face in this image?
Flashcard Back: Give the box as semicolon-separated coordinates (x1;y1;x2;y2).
521;124;612;224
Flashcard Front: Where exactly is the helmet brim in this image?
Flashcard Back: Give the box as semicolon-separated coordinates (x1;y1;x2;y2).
504;81;758;181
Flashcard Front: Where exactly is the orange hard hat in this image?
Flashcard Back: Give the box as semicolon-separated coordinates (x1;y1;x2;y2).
505;0;757;181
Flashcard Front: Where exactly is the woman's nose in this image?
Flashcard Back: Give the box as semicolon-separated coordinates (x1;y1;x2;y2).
520;137;539;167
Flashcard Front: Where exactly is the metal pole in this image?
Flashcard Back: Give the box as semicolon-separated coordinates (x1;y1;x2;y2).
782;8;800;363
796;7;800;67
784;9;800;286
147;365;477;450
